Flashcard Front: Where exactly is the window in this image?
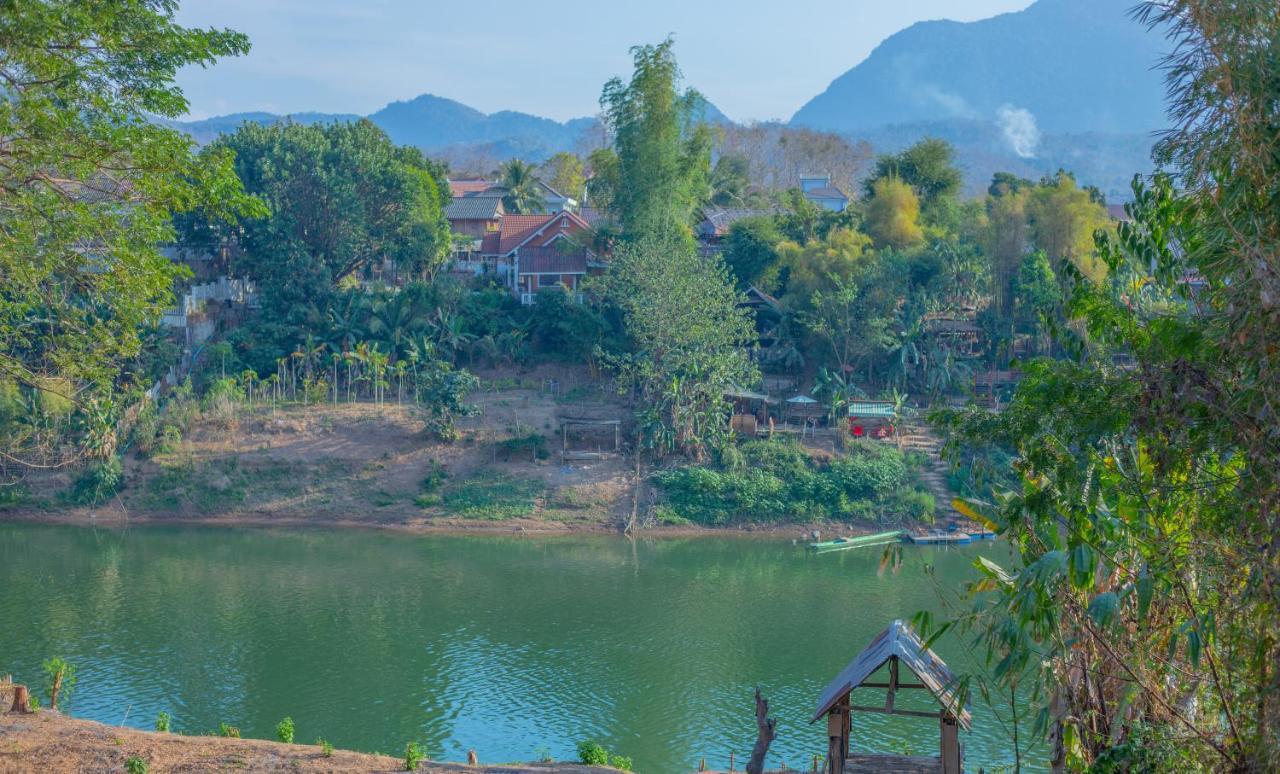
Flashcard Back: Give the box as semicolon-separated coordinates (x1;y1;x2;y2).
538;274;559;288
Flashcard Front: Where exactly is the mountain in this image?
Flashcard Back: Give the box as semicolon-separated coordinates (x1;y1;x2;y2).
169;93;734;164
791;0;1168;135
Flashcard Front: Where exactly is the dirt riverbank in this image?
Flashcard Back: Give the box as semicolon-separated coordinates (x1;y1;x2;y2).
0;711;618;773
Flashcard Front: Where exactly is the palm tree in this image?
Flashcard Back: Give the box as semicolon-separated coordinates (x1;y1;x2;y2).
500;159;546;214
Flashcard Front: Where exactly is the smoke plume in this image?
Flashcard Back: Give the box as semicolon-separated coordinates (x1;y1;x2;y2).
996;104;1040;158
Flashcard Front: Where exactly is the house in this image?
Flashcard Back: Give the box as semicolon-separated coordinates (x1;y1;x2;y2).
800;174;850;212
444;194;504;238
476;210;598;304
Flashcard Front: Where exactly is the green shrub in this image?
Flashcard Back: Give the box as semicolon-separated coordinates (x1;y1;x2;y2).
275;716;294;744
494;432;549;461
893;489;936;523
69;456;123;505
420;461;448;493
317;738;333;757
154;712;170;732
218;722;240;738
41;657;76;710
576;741;608;766
403;741;424;771
125;755;148;774
654;438;926;526
576;740;630;769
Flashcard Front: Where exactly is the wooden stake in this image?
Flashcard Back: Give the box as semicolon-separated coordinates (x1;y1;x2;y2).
467;749;478;766
729;751;735;771
11;684;30;714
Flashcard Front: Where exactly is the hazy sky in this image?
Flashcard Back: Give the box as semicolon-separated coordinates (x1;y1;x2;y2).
174;0;1034;123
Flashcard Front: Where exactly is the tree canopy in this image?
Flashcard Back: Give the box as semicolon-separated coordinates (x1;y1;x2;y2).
599;38;712;244
0;0;256;466
198;120;451;313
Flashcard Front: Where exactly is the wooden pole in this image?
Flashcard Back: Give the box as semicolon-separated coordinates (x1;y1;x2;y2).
940;713;961;774
729;751;735;771
467;749;478;766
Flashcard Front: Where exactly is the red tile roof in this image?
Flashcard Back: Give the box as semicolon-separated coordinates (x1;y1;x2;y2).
518;247;589;275
449;179;500;198
486;211;592;255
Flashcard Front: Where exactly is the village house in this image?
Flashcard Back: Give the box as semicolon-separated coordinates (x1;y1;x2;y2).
474;210;599;304
800;173;850;212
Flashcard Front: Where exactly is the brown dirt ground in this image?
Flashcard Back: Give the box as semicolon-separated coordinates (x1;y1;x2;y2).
2;364;882;541
0;711;618;773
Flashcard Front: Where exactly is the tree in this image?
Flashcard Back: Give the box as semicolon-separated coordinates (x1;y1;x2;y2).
776;228;874;304
600;38;712;243
1026;170;1110;283
0;0;255;467
540;152;585;202
1011;250;1060;353
200;120;450;313
500;158;547;214
600;235;758;460
708;153;756;207
584;147;620;212
981;187;1031;321
863;178;924;250
865;138;962;210
721;217;782;290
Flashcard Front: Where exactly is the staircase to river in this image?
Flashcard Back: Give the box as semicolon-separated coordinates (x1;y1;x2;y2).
897;421;962;523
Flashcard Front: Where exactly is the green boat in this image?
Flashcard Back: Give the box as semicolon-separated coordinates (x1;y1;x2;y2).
808;530;905;553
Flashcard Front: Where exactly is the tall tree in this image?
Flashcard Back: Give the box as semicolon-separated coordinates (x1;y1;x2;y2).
198;120;450;312
540;152;585;201
600;38;712;243
863;177;924;250
0;0;256;467
600;235;757;460
865;138;962;211
1026;170;1110;283
500;158;547;214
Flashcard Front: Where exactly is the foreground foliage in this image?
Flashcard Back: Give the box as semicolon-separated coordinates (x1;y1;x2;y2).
929;2;1280;768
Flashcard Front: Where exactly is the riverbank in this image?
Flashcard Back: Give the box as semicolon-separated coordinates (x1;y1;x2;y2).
1;385;919;541
0;711;619;772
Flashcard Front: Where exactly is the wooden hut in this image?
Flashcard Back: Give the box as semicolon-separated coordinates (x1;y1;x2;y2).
813;619;971;774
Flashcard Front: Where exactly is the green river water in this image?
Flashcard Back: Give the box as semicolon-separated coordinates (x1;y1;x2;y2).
0;523;1032;771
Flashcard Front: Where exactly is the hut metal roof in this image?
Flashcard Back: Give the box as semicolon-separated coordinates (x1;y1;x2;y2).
811;619;972;729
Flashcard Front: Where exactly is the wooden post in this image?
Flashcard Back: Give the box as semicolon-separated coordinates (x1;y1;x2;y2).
941;712;961;774
886;656;899;713
826;694;850;774
729;751;735;771
467;749;478;766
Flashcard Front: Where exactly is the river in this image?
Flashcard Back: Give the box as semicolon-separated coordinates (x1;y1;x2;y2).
0;523;1031;771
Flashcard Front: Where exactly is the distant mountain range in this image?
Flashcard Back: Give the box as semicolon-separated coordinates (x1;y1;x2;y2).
170;93;731;163
791;0;1167;135
170;0;1168;200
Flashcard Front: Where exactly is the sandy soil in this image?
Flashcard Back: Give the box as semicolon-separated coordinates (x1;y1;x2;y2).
0;711;617;773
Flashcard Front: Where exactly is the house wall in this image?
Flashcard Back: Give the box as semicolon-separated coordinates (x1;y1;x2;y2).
449;218;500;237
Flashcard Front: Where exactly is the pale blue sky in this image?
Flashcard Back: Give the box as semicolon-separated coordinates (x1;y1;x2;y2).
174;0;1034;123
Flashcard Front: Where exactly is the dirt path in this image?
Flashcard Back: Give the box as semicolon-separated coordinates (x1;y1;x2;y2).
0;711;617;773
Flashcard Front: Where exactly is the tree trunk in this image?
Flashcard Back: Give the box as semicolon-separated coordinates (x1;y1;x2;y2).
10;684;30;713
746;686;777;774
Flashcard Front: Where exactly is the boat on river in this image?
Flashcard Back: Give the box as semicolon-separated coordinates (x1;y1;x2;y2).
903;530;974;545
809;530;905;553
